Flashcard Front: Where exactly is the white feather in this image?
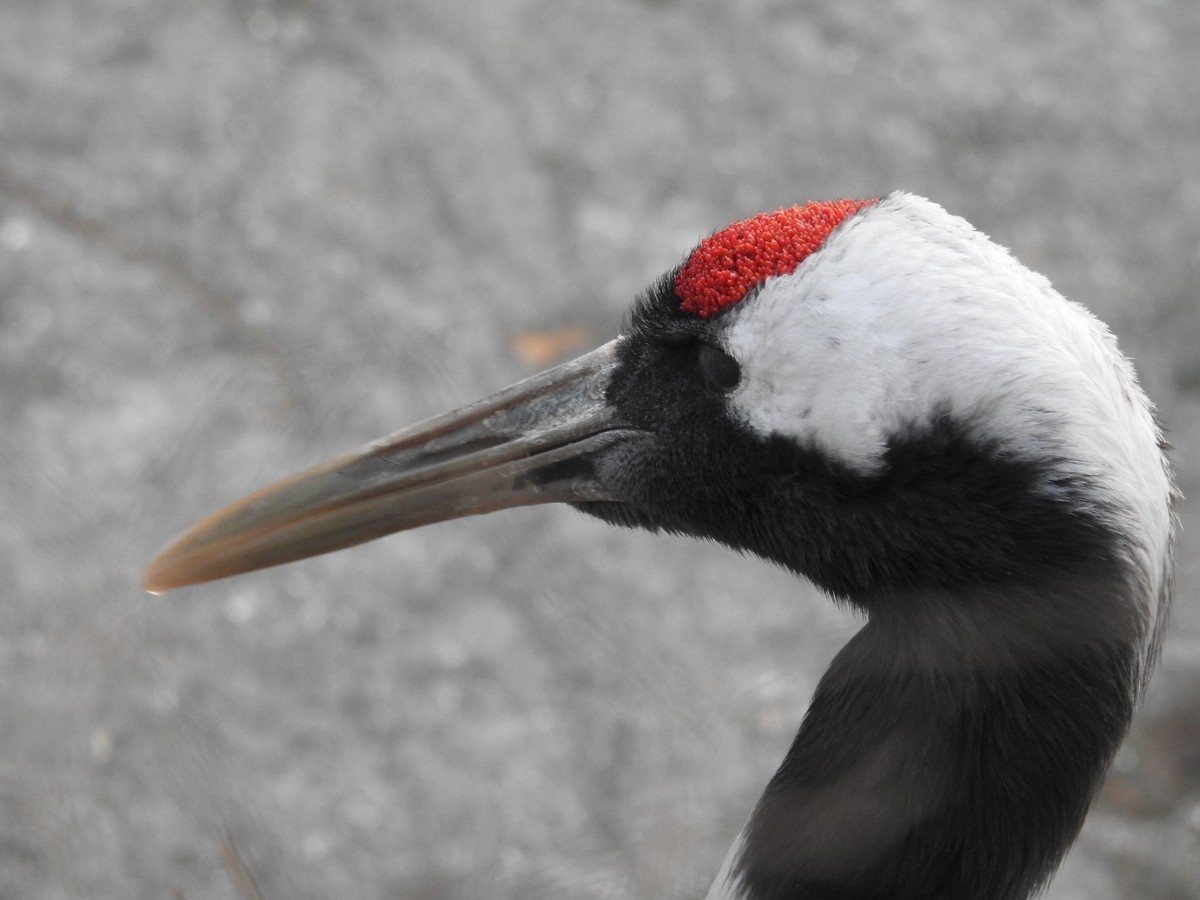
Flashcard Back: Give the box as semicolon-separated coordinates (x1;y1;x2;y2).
703;829;749;900
721;192;1172;660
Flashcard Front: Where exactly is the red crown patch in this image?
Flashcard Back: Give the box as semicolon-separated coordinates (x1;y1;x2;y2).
675;198;876;318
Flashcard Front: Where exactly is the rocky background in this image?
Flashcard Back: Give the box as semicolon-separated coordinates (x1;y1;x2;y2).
3;1;1199;898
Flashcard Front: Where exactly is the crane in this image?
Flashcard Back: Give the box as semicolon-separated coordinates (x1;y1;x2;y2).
145;192;1175;900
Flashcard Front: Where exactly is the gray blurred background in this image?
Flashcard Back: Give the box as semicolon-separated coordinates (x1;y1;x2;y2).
3;1;1199;898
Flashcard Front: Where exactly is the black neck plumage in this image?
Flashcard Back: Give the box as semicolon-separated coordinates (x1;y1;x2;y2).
730;574;1140;900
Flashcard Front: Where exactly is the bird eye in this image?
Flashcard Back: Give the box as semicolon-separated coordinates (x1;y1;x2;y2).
698;343;741;392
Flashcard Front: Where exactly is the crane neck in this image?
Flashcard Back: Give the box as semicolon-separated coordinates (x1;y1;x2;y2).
713;570;1141;900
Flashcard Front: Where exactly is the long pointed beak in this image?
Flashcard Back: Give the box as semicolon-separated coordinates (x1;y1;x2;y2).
144;339;631;592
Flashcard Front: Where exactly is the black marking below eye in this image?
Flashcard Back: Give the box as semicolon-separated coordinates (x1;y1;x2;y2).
698;343;741;392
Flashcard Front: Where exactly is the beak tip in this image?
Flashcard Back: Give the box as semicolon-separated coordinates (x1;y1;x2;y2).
142;562;176;595
142;545;202;594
